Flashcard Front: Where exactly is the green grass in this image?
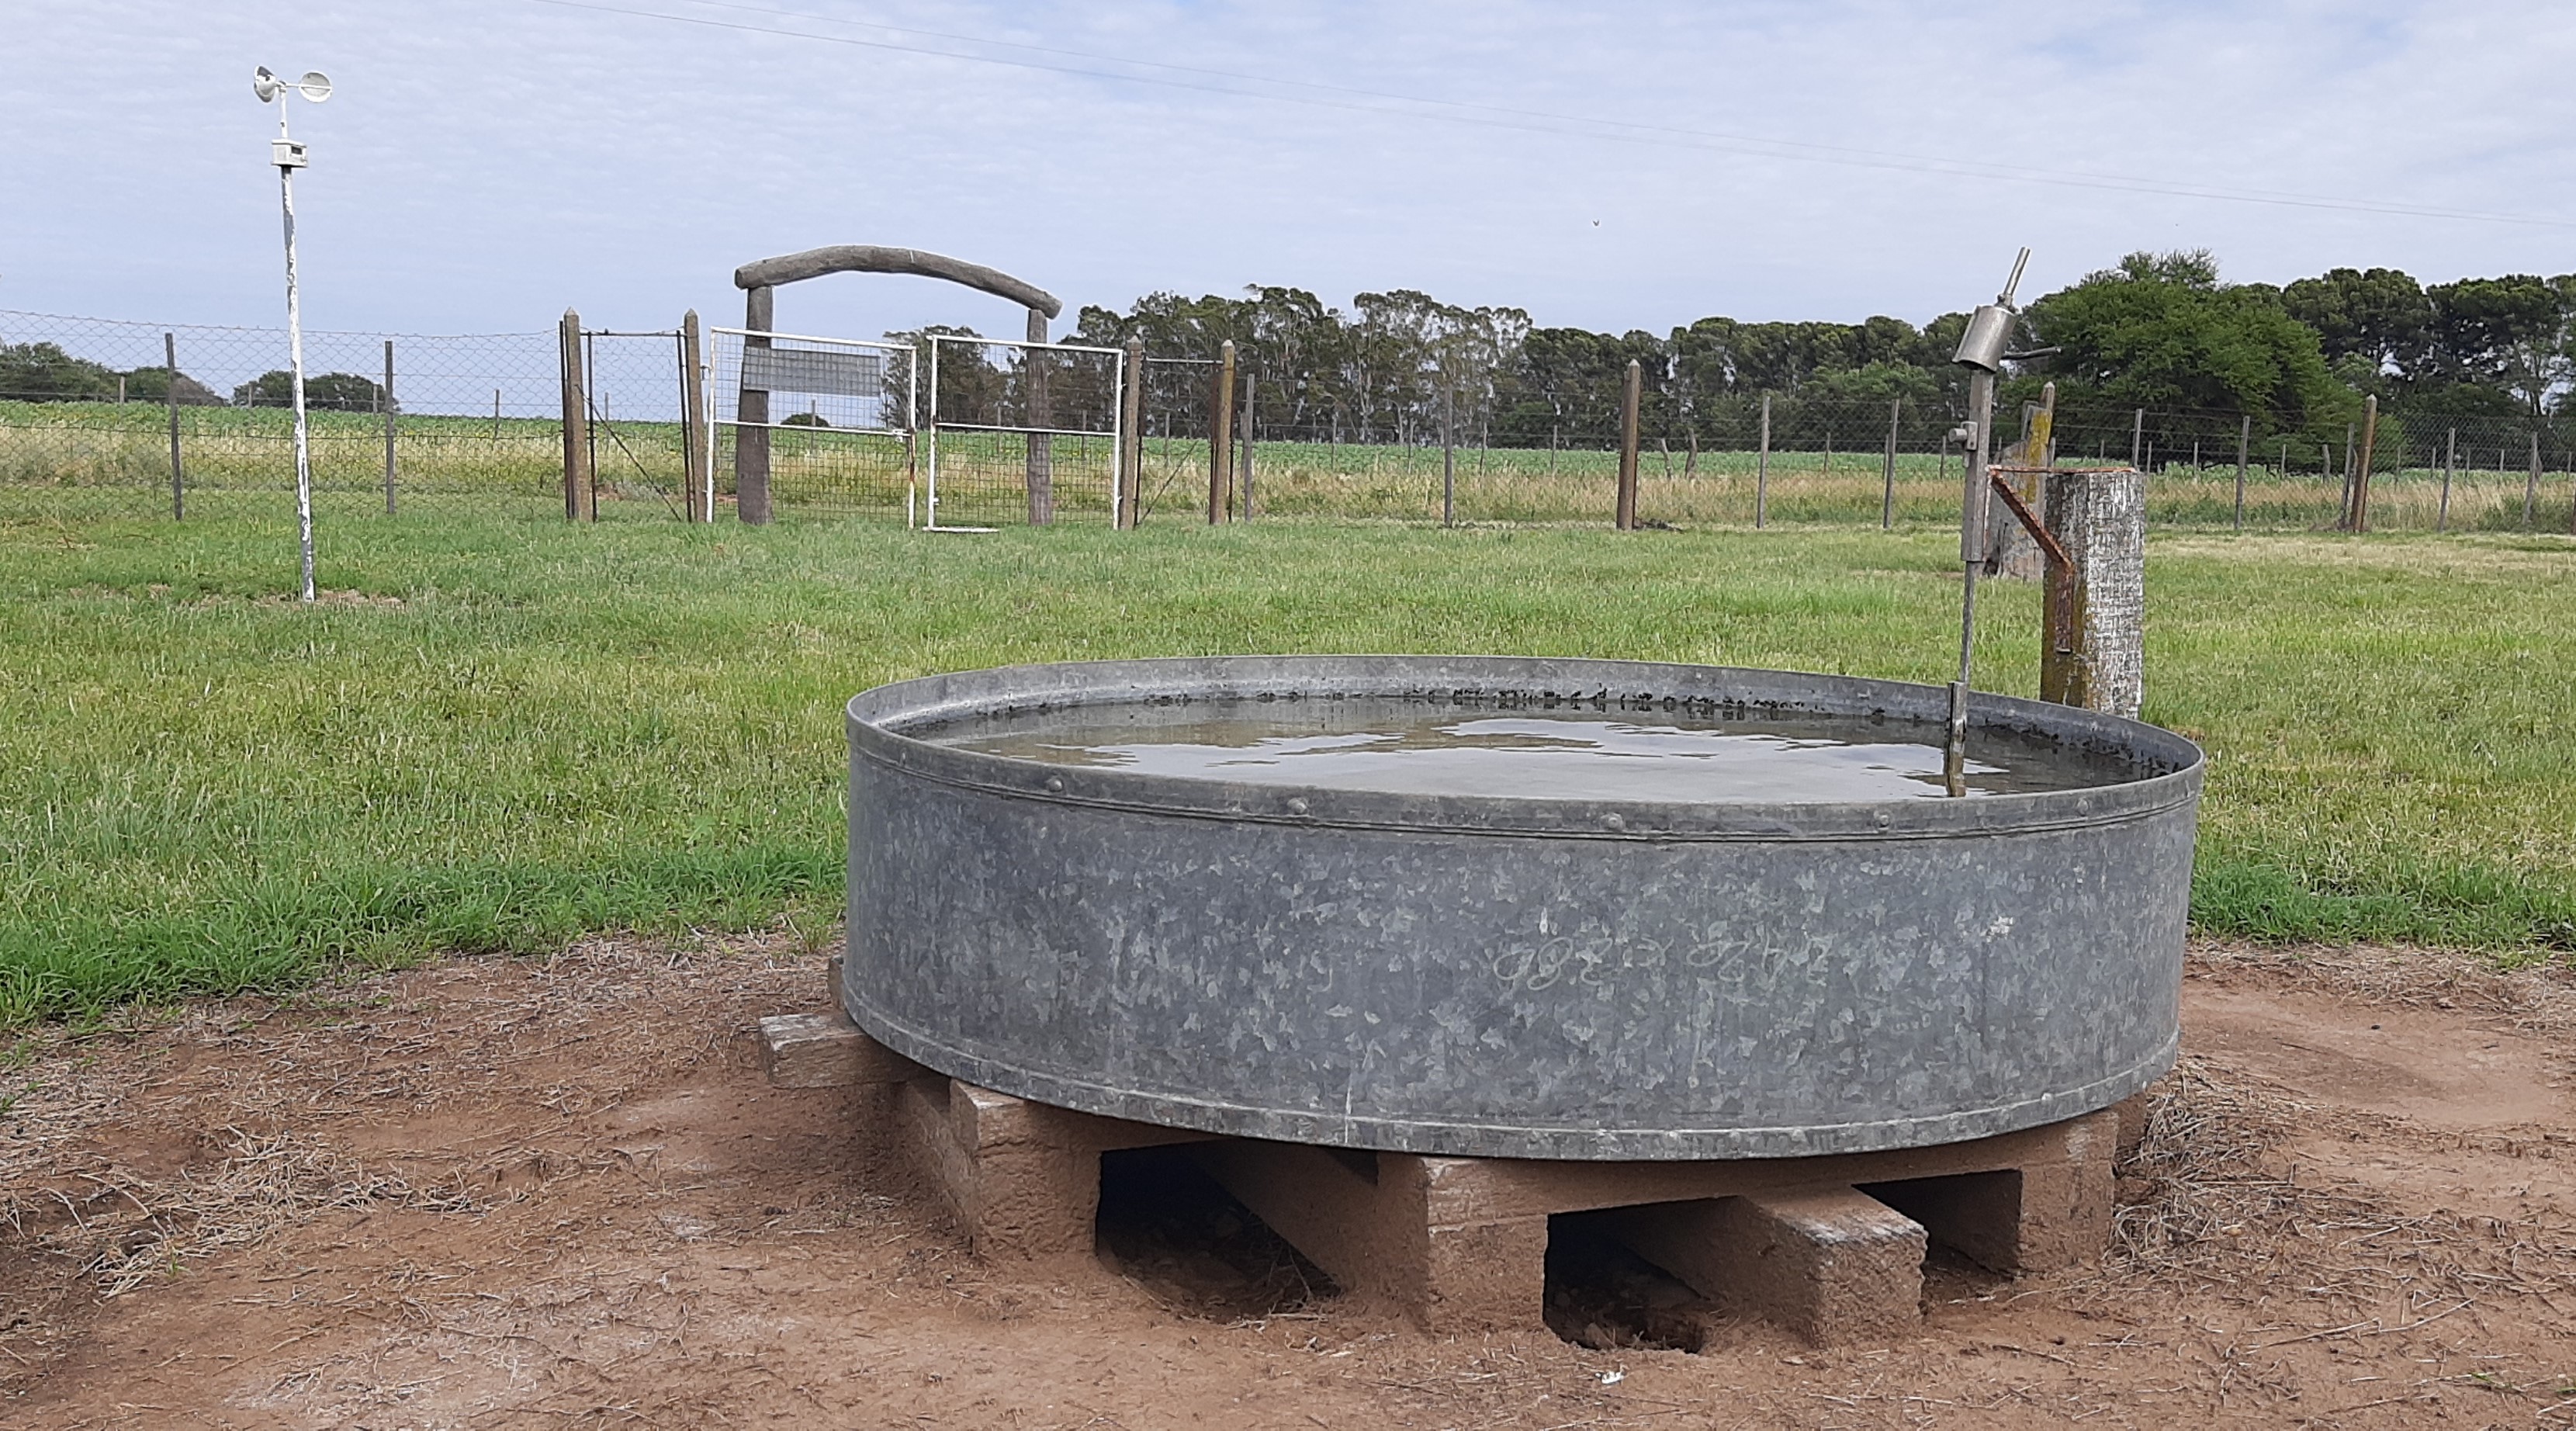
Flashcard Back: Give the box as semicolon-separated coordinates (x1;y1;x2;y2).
1;504;2571;1024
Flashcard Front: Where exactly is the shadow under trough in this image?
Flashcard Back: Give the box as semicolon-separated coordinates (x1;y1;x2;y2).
1544;1208;1716;1352
1094;1145;1338;1321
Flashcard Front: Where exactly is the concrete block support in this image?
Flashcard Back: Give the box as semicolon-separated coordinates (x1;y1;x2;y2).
894;1076;1207;1261
2110;1088;2153;1166
1197;1110;2117;1343
761;1001;2120;1345
1612;1190;1927;1345
757;1010;921;1089
1195;1142;1552;1332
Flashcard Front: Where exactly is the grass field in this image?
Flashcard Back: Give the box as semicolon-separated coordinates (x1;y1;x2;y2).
12;399;2576;532
2;505;2572;1024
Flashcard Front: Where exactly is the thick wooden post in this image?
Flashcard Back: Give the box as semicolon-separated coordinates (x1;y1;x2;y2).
1024;307;1054;526
381;338;397;515
1986;386;2055;580
163;332;184;519
2351;395;2379;533
1208;340;1236;525
558;309;594;521
1615;359;1641;529
680;310;708;522
1755;393;1771;528
2040;469;2147;718
736;286;774;525
1117;338;1144;528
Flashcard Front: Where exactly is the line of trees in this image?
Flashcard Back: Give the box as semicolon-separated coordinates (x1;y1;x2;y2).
0;342;383;411
1051;254;2576;456
12;252;2574;456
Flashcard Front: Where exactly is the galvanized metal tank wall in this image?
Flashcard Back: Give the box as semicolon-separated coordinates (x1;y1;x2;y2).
843;657;2201;1162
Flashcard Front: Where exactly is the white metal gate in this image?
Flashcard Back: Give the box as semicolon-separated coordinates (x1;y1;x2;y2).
924;334;1127;530
709;327;917;518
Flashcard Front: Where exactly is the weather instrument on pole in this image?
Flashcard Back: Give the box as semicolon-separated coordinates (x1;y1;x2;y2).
252;66;331;603
1942;246;2031;795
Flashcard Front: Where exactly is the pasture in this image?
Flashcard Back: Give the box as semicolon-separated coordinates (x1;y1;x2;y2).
2;505;2571;1025
9;398;2571;531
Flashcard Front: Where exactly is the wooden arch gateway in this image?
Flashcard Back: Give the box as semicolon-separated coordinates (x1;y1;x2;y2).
729;247;1063;525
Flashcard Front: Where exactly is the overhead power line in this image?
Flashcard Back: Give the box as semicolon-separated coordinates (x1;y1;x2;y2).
531;0;2574;230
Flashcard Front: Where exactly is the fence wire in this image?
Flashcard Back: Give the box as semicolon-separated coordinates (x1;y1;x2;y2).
919;337;1123;529
8;309;2574;535
705;327;914;518
0;308;582;523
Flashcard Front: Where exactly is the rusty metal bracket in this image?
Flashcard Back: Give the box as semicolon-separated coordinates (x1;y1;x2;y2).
1988;470;2072;570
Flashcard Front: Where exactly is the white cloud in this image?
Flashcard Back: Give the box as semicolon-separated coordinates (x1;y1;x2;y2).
4;0;2571;340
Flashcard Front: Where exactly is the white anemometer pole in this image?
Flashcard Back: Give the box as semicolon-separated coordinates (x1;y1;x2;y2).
254;66;332;603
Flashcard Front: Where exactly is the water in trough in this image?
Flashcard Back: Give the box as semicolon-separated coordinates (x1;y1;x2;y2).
930;696;2148;802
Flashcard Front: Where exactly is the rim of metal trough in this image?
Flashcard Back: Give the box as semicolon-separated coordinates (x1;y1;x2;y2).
847;655;2202;842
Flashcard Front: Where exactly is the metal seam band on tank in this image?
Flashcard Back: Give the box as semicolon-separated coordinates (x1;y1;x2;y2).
848;993;2178;1161
848;737;2197;844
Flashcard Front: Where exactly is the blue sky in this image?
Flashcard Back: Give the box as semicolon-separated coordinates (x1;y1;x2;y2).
5;1;2574;342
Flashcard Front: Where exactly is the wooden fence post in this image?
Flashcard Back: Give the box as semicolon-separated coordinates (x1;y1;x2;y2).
1025;307;1054;526
2438;427;2455;532
1755;392;1771;528
2129;408;2143;467
736;286;774;525
1241;372;1256;521
679;310;708;522
558;309;594;522
163;332;184;520
1442;386;1456;527
2526;431;2543;530
1615;359;1641;529
2565;435;2576;537
381;338;397;515
1879;396;1899;529
1118;338;1143;528
2351;395;2379;533
2233;413;2249;531
2565;436;2576;536
1208;340;1235;524
2337;421;2358;529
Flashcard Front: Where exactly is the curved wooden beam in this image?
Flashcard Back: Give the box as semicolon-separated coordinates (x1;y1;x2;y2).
732;246;1061;319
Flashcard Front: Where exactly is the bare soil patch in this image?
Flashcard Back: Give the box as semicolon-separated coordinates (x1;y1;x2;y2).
8;938;2576;1429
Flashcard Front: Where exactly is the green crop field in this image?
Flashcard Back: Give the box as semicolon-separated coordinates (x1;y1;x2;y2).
11;399;2574;532
2;501;2572;1026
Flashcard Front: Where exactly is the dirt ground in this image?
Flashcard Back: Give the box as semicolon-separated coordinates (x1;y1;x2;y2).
7;937;2576;1430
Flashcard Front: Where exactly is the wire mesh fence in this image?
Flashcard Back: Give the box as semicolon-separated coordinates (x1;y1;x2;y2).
580;328;694;520
918;334;1124;529
708;327;916;520
1202;382;2576;534
0;308;580;524
8;308;2574;536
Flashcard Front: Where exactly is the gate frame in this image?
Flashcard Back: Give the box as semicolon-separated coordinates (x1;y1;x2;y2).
923;333;1127;532
710;324;919;521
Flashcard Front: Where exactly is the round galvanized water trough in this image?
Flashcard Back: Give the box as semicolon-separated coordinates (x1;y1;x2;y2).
843;656;2202;1161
